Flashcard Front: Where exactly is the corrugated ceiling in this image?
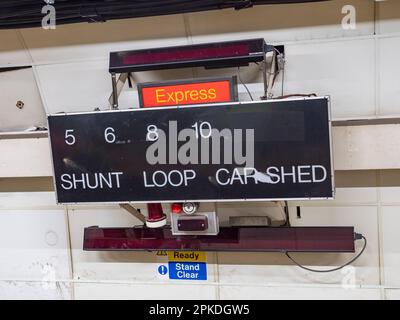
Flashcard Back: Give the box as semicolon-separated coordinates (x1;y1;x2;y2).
0;0;330;29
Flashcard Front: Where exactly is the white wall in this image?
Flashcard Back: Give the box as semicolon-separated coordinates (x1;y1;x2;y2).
3;180;400;300
1;0;400;299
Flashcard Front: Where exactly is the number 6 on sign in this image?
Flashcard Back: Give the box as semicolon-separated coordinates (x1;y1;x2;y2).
104;127;116;143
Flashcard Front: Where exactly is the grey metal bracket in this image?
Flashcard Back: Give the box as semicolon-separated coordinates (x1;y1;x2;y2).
109;72;130;109
119;203;146;224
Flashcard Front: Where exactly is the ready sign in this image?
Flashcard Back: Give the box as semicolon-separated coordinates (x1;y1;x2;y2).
137;77;238;108
167;251;207;280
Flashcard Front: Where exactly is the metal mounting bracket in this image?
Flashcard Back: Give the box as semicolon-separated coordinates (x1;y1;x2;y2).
119;203;146;224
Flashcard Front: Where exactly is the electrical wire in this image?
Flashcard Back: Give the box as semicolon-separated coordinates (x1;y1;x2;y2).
285;235;367;273
281;60;285;96
273;93;317;100
237;67;254;101
277;50;285;96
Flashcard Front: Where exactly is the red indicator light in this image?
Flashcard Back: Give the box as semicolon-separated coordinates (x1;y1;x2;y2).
171;203;182;214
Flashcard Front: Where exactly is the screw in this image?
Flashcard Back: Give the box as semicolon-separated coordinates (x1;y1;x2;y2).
16;100;24;109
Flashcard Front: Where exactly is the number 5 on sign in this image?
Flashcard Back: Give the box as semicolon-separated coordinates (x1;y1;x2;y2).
65;129;75;145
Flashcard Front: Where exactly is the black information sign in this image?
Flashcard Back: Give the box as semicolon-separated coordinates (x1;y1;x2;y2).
48;97;333;203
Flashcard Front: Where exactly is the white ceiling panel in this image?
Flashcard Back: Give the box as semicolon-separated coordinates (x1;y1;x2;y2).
378;36;400;116
0;67;46;132
35;59;111;113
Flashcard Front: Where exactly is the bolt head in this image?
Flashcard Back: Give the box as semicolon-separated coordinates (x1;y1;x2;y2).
16;100;24;109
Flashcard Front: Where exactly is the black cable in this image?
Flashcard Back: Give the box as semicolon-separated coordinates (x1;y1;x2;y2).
285;235;367;273
280;57;285;97
273;93;317;100
237;67;254;101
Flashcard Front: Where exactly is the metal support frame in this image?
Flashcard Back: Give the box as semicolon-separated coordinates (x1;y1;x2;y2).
262;55;269;99
119;203;146;223
261;44;285;100
108;44;284;108
110;72;129;109
111;63;271;107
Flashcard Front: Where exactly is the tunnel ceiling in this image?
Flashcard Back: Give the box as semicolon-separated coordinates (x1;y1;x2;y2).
0;0;331;29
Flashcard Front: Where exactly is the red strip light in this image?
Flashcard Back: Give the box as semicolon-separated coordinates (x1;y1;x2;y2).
123;44;250;65
83;226;355;252
109;38;267;73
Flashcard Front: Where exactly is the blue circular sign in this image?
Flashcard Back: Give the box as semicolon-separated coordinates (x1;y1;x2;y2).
158;265;168;275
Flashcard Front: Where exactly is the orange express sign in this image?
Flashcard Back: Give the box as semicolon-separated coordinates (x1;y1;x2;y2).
137;77;238;108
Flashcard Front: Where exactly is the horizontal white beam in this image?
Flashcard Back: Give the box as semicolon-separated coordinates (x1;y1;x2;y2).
1;124;400;178
0;138;53;178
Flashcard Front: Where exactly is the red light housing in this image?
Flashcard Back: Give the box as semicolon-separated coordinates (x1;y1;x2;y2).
146;203;165;222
